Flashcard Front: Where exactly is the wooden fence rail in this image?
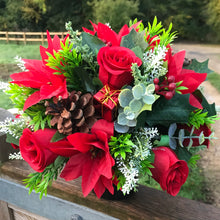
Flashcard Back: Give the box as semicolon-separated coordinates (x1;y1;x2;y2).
0;31;69;45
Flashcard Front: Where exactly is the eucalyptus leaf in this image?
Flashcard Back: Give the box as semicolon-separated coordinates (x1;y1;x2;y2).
169;137;177;150
114;122;129;133
118;112;129;125
168;123;177;137
119;89;133;107
129;99;142;112
132;84;144;100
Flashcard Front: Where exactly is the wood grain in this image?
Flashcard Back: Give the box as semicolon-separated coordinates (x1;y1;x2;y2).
1;160;220;220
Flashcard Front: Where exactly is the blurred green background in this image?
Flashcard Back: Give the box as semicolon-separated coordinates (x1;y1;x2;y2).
1;0;220;42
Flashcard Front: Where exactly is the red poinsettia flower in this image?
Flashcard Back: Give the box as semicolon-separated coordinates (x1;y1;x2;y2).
10;59;68;110
50;119;115;198
40;30;69;65
83;21;141;46
167;50;207;94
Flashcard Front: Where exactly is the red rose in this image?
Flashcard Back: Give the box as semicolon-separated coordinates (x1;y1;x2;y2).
19;128;58;172
151;147;189;196
178;124;212;148
97;46;142;89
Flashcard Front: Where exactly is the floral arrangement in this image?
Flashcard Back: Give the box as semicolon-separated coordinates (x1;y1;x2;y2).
1;17;219;199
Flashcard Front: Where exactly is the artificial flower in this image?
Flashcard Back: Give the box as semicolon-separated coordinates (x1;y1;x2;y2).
151;147;189;196
97;46;142;89
53;119;115;197
19;128;59;172
10;59;68;110
167;50;207;95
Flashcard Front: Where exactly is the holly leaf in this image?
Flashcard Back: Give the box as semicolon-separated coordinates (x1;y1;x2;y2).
81;32;105;55
141;93;196;126
184;59;214;74
193;90;217;116
120;29;148;52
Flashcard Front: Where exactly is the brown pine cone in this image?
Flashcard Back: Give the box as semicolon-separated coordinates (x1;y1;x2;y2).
45;91;97;135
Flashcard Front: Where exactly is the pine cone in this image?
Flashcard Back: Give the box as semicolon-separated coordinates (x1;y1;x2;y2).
45;91;97;135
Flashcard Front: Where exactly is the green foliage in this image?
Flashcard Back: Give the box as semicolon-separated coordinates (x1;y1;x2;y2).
23;156;67;200
24;104;52;131
46;37;84;91
88;0;140;32
6;83;36;110
109;134;134;160
141;93;196;127
188;109;219;129
140;157;154;176
184;59;214;74
113;169;126;191
205;0;220;41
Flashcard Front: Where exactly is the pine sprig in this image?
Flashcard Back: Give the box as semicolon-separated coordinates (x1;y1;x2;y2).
109;134;134;160
24;104;52;131
46;37;83;91
188;109;219;129
6;83;37;110
23;156;67;200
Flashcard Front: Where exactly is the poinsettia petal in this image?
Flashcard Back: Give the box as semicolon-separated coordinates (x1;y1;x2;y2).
81;156;102;197
177;70;207;94
67;133;97;153
60;152;86;181
23;91;41;110
93;176;114;198
97;23;119;46
49;140;77;157
189;94;203;109
91;119;114;140
168;50;185;77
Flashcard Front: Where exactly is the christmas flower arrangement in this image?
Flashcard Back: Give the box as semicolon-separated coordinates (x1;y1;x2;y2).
1;17;219;199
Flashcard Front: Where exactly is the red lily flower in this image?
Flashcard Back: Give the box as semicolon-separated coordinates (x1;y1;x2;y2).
40;30;69;65
82;21;142;46
51;119;115;197
10;59;68;110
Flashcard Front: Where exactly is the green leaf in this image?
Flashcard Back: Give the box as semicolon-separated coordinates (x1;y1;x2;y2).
75;66;96;93
81;32;105;54
51;131;66;142
184;59;214;74
120;29;148;52
6;133;20;146
142;93;196;126
175;146;192;162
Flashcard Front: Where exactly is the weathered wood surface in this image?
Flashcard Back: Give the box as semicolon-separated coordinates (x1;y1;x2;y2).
1;160;220;220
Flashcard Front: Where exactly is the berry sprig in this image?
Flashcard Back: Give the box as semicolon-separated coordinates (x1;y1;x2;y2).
154;76;176;100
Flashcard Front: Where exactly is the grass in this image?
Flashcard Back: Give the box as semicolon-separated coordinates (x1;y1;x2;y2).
0;90;14;109
207;72;220;92
0;42;41;64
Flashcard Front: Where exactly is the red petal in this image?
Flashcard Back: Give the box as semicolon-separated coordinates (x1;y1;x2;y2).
97;23;119;46
168;50;185;77
67;133;97;153
91;119;114;140
23;91;41;110
60;152;86;181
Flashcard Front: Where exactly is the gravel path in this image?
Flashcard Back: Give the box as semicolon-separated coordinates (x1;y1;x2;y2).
173;43;220;207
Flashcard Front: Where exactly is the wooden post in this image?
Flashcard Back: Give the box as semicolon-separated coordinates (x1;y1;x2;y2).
41;32;44;45
6;31;8;43
23;32;26;45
